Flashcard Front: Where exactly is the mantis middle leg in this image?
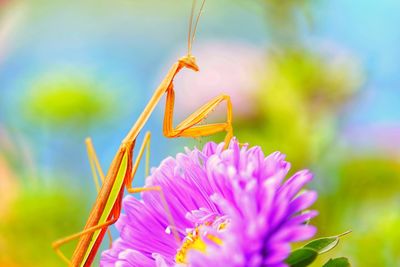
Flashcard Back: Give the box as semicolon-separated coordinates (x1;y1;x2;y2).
124;132;181;244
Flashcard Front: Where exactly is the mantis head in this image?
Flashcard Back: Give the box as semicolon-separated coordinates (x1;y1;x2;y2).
179;55;199;72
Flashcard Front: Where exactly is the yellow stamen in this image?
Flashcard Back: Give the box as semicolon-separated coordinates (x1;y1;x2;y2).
175;228;206;264
175;227;225;264
175;218;228;264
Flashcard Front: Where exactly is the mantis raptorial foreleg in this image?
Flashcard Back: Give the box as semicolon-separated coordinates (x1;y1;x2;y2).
163;85;233;145
85;138;113;247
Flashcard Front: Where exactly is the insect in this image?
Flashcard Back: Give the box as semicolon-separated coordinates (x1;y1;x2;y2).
52;0;233;266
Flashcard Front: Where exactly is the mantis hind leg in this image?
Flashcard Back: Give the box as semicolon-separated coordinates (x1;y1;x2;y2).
52;216;119;266
52;189;123;266
85;138;113;247
163;85;233;145
85;138;106;192
51;138;122;265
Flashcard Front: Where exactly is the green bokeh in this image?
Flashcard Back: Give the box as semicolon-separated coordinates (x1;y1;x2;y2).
23;72;116;129
0;183;89;267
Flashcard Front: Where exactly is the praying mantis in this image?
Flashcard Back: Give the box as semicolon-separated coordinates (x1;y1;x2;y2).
52;0;233;266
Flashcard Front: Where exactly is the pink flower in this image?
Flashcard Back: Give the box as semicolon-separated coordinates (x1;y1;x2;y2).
101;139;317;266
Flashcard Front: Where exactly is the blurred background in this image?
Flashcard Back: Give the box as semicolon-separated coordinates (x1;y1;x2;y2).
0;0;399;266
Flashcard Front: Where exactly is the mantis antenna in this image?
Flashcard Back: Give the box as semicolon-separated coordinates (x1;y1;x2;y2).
188;0;206;56
187;0;196;55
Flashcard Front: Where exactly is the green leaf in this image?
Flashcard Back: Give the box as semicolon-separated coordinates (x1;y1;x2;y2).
323;257;351;267
304;236;338;254
304;230;351;254
285;247;318;267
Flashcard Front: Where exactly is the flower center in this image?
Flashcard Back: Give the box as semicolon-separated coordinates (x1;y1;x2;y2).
175;227;206;264
175;221;227;264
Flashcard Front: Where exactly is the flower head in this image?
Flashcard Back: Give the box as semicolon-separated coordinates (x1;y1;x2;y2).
101;139;317;267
